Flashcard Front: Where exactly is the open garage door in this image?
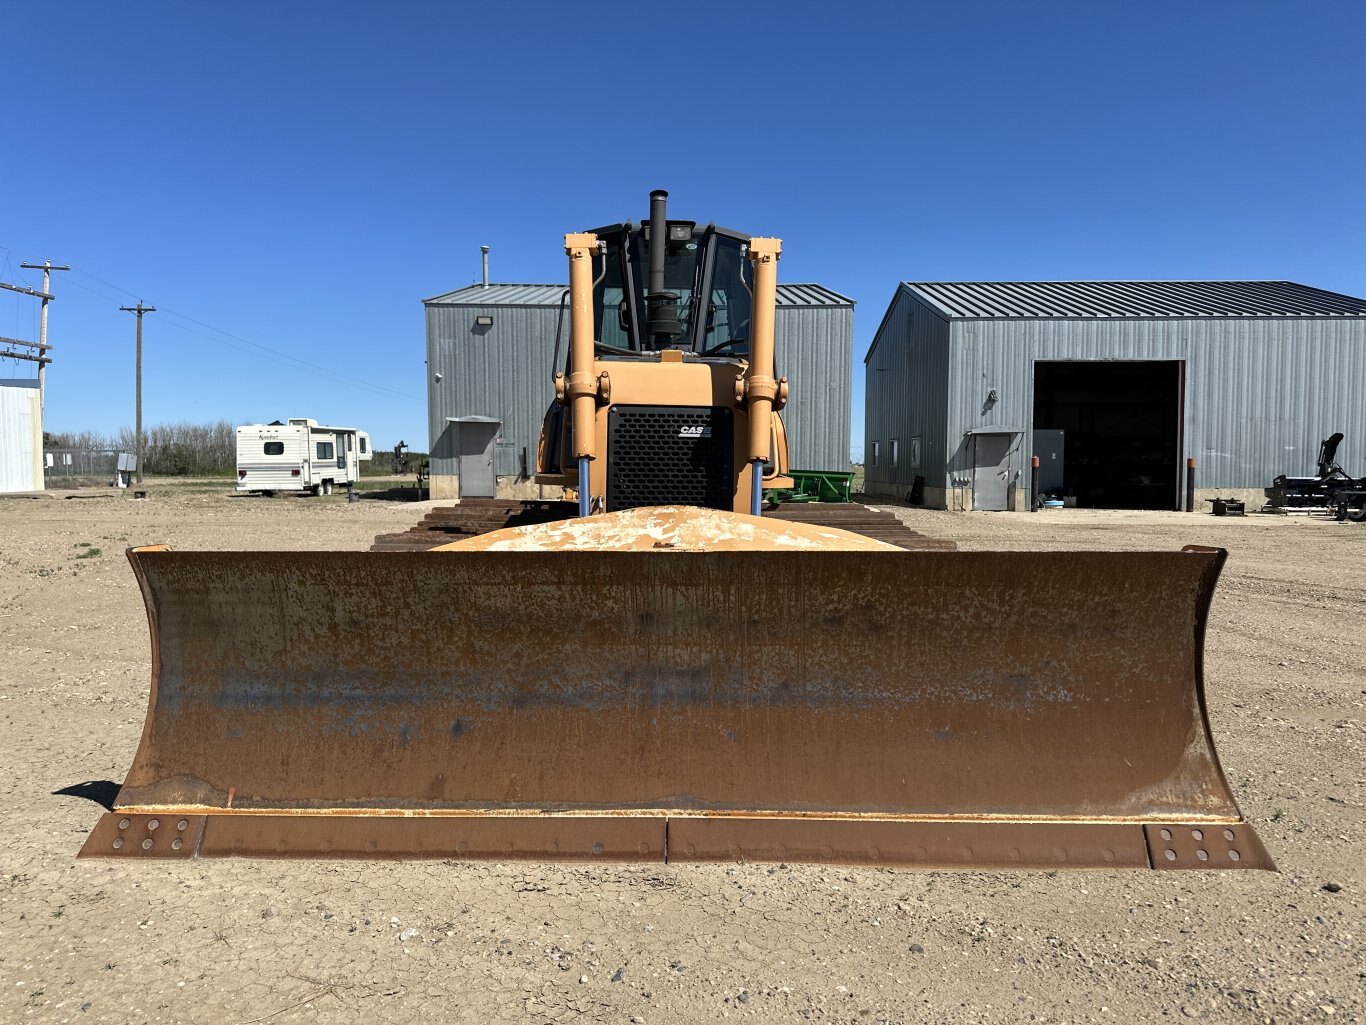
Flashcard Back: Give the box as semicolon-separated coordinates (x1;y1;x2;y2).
1032;361;1183;510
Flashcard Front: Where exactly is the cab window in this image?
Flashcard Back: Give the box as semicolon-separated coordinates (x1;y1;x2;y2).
700;235;753;357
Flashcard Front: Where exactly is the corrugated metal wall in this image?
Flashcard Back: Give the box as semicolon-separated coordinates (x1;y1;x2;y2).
945;316;1366;490
776;306;853;470
425;304;561;479
865;285;1366;502
0;381;42;493
426;302;854;480
863;289;951;494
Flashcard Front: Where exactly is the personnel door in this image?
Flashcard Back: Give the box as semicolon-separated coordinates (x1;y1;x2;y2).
971;432;1014;511
456;419;500;498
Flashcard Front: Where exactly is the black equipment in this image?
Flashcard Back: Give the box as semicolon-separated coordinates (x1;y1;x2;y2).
1265;432;1366;519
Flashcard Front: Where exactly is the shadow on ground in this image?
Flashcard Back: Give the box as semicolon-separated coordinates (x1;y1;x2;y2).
54;780;120;811
357;487;430;502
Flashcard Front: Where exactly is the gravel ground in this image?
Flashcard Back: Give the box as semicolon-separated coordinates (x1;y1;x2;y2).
0;486;1361;1024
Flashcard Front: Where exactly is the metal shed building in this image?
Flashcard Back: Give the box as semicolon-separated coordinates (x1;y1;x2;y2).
863;281;1366;511
425;282;854;500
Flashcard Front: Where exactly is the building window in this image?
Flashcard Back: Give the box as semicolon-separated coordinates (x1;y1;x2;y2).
891;439;899;468
871;441;880;467
316;442;334;460
346;434;354;452
909;437;922;468
359;437;367;454
263;441;284;456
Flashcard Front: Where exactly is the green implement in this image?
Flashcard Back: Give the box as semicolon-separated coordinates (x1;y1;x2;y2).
781;469;855;503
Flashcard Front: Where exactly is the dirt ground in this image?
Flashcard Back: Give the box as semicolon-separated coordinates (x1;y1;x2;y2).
0;485;1361;1024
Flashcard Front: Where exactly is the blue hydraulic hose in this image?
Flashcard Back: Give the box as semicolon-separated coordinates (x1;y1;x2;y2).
750;461;764;516
579;456;591;517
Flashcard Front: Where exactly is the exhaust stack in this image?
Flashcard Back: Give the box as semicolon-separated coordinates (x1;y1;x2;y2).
648;190;667;298
645;189;682;346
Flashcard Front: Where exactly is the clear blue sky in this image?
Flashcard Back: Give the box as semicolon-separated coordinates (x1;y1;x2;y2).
3;1;1362;461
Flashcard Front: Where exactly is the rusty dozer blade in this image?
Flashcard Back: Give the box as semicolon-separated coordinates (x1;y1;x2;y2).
82;511;1272;870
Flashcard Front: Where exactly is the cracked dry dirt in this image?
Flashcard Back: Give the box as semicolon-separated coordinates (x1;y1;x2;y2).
0;488;1361;1024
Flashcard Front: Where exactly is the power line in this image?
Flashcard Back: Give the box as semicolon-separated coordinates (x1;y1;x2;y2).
64;265;365;379
3;251;423;402
0;250;42;353
56;271;145;307
156;310;418;401
6;253;418;401
62;265;418;401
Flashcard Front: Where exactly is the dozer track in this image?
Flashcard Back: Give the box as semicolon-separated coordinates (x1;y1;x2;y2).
370;499;574;551
370;499;952;552
83;510;1272;870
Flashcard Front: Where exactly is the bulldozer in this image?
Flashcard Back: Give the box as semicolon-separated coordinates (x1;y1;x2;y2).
533;189;793;517
81;192;1273;871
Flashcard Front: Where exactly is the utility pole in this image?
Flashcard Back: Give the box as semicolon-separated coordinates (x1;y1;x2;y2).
19;262;70;412
119;302;155;483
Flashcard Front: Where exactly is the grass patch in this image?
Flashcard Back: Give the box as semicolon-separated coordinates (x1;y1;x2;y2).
74;547;102;560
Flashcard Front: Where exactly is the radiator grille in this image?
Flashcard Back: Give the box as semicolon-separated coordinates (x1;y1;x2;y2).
607;406;734;511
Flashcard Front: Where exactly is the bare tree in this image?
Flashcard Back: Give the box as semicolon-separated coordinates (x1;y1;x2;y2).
49;420;238;476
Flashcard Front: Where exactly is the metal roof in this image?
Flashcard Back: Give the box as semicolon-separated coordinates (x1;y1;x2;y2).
424;284;566;306
902;281;1366;319
773;284;856;307
424;282;854;307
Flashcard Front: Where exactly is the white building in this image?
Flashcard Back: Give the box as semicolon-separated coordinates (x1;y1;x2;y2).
0;380;43;493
